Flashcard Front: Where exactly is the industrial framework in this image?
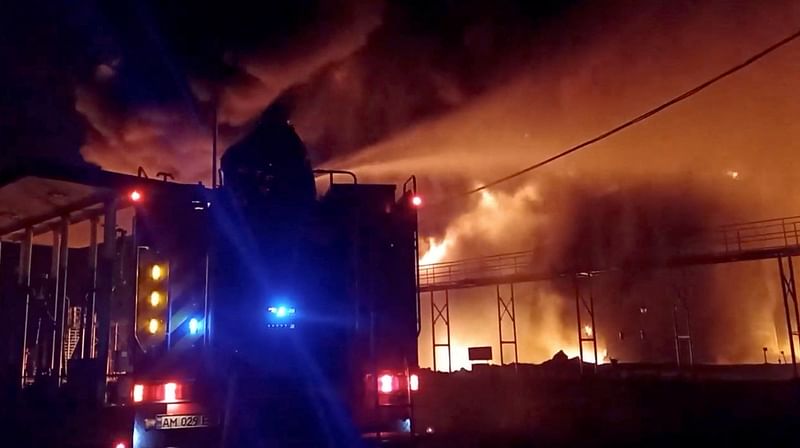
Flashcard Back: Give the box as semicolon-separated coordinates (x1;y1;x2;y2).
4;164;800;381
420;216;800;374
0;163;199;388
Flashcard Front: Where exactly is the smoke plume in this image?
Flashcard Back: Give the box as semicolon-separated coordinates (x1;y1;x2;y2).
76;0;381;183
301;0;799;368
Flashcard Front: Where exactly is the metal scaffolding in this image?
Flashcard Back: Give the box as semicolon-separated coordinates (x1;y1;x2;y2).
2;198;118;389
18;229;32;386
496;283;518;366
778;255;799;377
54;218;70;380
419;215;800;293
574;273;598;374
671;270;694;368
419;214;800;372
83;216;99;359
430;289;452;372
0;165;202;397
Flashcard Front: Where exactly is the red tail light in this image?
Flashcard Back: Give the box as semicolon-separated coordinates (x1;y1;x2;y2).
132;384;144;403
375;373;419;394
378;374;395;394
131;381;188;403
164;382;177;402
370;372;418;407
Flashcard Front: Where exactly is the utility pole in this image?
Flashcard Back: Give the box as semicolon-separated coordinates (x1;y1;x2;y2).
212;96;219;189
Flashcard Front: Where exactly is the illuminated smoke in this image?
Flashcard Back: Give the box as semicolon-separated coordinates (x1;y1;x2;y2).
419;186;542;265
214;6;381;127
311;1;800;368
76;86;214;182
414;173;742;370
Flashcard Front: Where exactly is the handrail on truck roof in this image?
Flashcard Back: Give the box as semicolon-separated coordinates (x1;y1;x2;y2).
0;161;207;240
313;169;358;191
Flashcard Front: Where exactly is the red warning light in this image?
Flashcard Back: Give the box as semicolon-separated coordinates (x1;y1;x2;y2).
129;190;142;202
378;374;395;394
409;374;419;391
164;382;177;402
411;195;422;207
132;384;144;402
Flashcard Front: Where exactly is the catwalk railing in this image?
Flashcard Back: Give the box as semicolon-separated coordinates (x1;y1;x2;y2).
419;215;800;292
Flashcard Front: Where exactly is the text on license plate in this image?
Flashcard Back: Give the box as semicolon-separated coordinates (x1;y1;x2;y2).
156;414;212;430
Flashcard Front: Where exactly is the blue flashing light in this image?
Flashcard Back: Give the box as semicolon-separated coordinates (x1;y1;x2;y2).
188;318;200;335
276;306;288;318
267;305;297;329
268;306;296;318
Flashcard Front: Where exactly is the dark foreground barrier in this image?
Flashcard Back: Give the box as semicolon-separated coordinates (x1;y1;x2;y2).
414;362;800;447
4;361;800;447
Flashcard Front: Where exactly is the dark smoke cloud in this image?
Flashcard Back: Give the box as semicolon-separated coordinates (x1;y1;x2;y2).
75;0;381;182
542;175;740;272
540;176;742;363
279;0;576;163
76;0;800;187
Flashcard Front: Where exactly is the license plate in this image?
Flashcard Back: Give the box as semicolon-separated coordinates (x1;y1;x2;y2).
156;414;212;430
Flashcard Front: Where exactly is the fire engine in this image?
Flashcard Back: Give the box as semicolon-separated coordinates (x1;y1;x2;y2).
0;113;421;447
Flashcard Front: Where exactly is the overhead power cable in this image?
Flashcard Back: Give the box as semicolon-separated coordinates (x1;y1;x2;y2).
459;27;800;196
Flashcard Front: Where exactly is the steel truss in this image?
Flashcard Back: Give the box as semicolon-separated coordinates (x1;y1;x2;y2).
574;273;598;373
430;289;452;372
671;269;694;367
496;283;518;366
778;256;799;377
419;214;800;373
